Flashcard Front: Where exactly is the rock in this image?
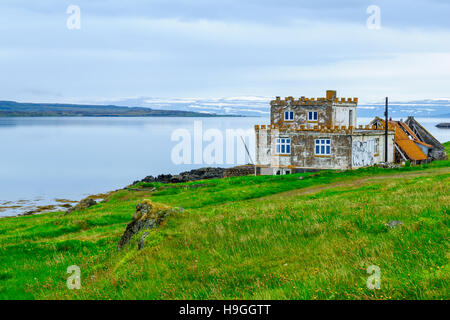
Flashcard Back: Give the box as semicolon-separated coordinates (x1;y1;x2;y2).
377;162;402;169
117;200;178;250
156;174;173;183
386;220;403;228
138;232;150;250
142;176;156;182
65;198;97;215
170;175;184;183
132;167;226;185
224;164;255;178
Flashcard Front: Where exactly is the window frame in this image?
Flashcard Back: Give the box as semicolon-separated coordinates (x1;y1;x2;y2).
374;138;380;155
276;138;291;155
284;110;294;121
314;139;331;156
308;111;318;122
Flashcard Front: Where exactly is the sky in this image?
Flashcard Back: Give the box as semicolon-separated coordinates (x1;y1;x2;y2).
0;0;450;104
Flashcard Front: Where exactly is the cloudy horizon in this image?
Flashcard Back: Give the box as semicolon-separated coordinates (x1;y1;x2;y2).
1;0;450;105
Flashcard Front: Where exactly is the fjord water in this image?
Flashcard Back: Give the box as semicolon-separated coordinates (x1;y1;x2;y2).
0;117;265;216
0;116;448;217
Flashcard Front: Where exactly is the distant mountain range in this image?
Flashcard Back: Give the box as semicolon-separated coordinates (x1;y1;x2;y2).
100;96;450;118
1;97;449;118
0;101;221;117
358;99;450;119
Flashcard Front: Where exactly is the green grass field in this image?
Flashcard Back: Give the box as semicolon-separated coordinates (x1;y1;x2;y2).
0;143;449;300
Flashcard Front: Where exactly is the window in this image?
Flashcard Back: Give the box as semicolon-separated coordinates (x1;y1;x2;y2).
349;110;353;127
315;139;331;155
374;138;379;154
308;111;318;121
276;138;291;155
284;111;294;121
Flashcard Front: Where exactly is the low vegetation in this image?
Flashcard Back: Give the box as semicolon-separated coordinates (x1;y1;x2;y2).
0;100;219;117
0;143;448;300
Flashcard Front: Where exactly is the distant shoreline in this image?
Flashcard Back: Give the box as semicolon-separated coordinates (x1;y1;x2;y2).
0;100;244;117
0;114;244;117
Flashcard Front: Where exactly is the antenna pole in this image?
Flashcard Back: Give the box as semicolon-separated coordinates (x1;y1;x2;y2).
240;136;256;176
385;97;389;162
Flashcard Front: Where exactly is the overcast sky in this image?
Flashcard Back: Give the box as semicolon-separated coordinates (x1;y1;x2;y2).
0;0;449;104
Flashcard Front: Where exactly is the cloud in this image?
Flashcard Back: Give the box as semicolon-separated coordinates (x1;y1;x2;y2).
0;0;448;103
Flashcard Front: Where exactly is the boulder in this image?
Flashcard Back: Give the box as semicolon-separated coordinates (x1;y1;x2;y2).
65;198;97;215
138;232;150;250
224;164;255;178
386;220;404;228
170;175;184;183
117;199;180;250
377;162;402;169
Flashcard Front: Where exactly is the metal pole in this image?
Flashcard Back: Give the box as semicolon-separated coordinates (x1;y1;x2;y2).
385;97;388;162
240;136;256;176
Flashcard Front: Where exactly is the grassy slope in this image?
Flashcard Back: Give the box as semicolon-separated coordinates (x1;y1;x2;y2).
0;143;449;300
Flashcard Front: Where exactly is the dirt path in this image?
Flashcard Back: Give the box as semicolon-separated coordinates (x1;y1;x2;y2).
265;167;450;200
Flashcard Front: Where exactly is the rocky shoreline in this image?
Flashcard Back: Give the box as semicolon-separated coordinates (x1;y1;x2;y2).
1;165;255;218
133;165;255;184
133;167;226;184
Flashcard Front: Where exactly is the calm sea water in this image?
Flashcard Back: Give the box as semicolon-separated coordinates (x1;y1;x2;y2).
0;116;448;217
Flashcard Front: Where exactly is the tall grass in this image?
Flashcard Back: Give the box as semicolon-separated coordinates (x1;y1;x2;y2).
0;143;448;300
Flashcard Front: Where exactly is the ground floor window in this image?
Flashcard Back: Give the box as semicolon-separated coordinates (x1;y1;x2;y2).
276;138;291;155
275;169;290;175
374;138;379;154
315;139;331;155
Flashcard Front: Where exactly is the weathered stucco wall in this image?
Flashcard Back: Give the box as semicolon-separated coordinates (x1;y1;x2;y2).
256;127;354;172
334;104;357;127
352;139;375;167
351;132;395;168
289;132;351;170
270;99;332;128
255;127;395;173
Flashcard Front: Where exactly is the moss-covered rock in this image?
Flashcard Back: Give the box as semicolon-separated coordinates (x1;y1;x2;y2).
117;200;179;250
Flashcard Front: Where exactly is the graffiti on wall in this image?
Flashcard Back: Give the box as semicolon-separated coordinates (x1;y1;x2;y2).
352;140;375;167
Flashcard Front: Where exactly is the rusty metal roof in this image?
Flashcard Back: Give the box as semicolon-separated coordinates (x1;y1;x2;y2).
396;140;428;160
393;122;428;160
373;118;430;161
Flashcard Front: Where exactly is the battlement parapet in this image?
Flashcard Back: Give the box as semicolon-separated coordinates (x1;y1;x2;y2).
270;90;358;106
255;123;393;134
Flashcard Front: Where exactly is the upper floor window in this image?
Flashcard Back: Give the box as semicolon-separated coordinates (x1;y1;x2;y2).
315;139;331;155
284;111;294;121
276;138;291;155
308;111;318;121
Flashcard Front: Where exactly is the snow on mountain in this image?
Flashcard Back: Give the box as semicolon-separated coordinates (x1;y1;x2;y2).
97;97;450;118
